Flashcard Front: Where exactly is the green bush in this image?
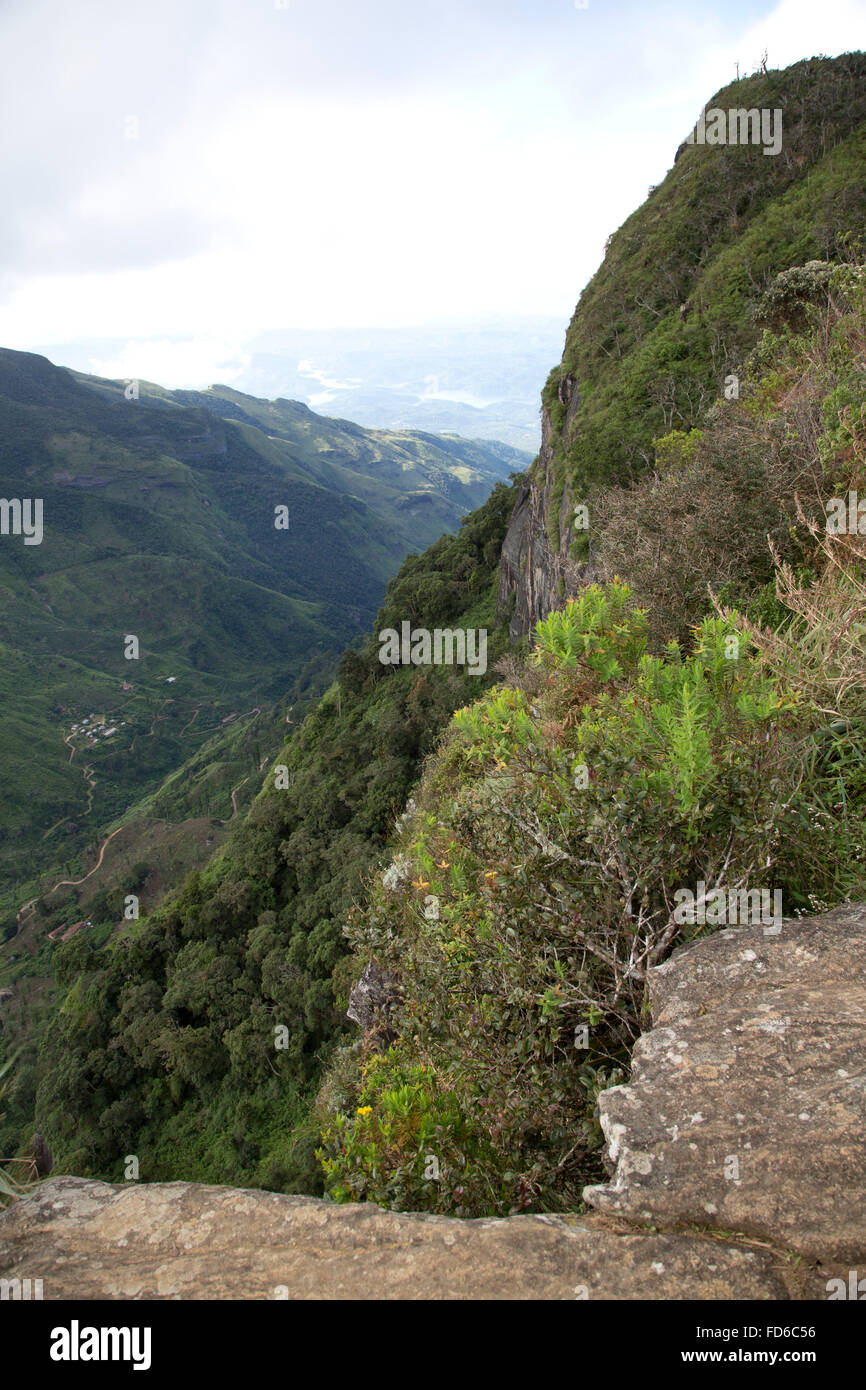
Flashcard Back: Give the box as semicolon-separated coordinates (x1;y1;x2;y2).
320;583;819;1214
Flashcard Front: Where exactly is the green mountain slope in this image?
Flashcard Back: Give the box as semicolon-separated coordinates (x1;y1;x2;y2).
70;374;526;546
0;484;518;1182
498;53;866;634
317;261;866;1216
555;52;866;495
0;350;523;900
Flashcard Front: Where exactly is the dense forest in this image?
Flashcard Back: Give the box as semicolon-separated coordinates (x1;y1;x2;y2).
0;484;518;1186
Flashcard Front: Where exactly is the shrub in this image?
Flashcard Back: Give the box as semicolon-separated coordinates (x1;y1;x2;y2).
320;584;811;1214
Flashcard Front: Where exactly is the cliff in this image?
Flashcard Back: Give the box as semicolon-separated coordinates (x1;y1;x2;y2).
2;902;862;1299
497;53;866;638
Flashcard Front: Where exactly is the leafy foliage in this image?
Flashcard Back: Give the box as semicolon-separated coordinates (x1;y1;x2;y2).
540;55;866;539
318;266;866;1217
3;485;517;1184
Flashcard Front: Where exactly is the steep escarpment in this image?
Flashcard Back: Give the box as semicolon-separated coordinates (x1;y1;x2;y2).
498;53;866;638
318;264;866;1214
0;485;516;1185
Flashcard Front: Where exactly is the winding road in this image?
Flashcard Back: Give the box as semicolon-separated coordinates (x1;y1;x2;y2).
16;825;127;925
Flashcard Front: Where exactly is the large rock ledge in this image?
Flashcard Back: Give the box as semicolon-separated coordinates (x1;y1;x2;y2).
1;903;863;1299
584;902;866;1263
0;1176;801;1300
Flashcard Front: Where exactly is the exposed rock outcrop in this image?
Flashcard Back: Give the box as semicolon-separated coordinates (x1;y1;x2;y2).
346;960;400;1045
0;1176;807;1300
496;410;584;641
31;1131;54;1179
584;902;866;1263
496;368;599;641
1;902;862;1299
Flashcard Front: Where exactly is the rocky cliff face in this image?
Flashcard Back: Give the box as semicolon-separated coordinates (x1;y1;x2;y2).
585;900;866;1263
496;54;866;640
2;902;862;1300
495;375;589;641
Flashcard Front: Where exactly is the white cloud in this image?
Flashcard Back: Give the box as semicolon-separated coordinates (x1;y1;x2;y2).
86;338;251;389
0;0;862;386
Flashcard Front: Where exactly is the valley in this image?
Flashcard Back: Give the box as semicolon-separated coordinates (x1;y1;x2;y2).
0;348;525;920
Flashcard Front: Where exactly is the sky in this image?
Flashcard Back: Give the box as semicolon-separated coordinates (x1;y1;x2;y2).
0;0;863;388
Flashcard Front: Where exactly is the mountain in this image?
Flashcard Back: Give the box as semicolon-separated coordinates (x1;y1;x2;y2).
0;350;526;903
498;52;866;636
2;53;865;1215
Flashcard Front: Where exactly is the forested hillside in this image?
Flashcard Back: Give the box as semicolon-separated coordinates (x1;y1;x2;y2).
0;485;517;1182
0;349;522;905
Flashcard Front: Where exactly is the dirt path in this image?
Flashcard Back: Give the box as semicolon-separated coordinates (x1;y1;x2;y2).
39;825;126;895
180;703;202;735
82;765;96;815
15;823;127;927
228;778;249;820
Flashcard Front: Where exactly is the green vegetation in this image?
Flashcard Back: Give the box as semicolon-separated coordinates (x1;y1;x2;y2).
541;54;866;533
0;349;523;907
3;55;864;1223
0;484;517;1182
318;271;866;1213
0;1057;32;1204
593;261;866;641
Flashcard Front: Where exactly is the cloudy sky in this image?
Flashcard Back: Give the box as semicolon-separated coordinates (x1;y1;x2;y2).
0;0;863;387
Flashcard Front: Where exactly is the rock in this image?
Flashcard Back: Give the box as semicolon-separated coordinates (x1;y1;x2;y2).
3;903;861;1299
584;903;866;1263
0;1176;799;1300
346;961;400;1043
495;397;594;643
32;1130;54;1178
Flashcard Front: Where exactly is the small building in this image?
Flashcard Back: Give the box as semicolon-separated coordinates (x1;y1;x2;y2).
57;920;92;943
